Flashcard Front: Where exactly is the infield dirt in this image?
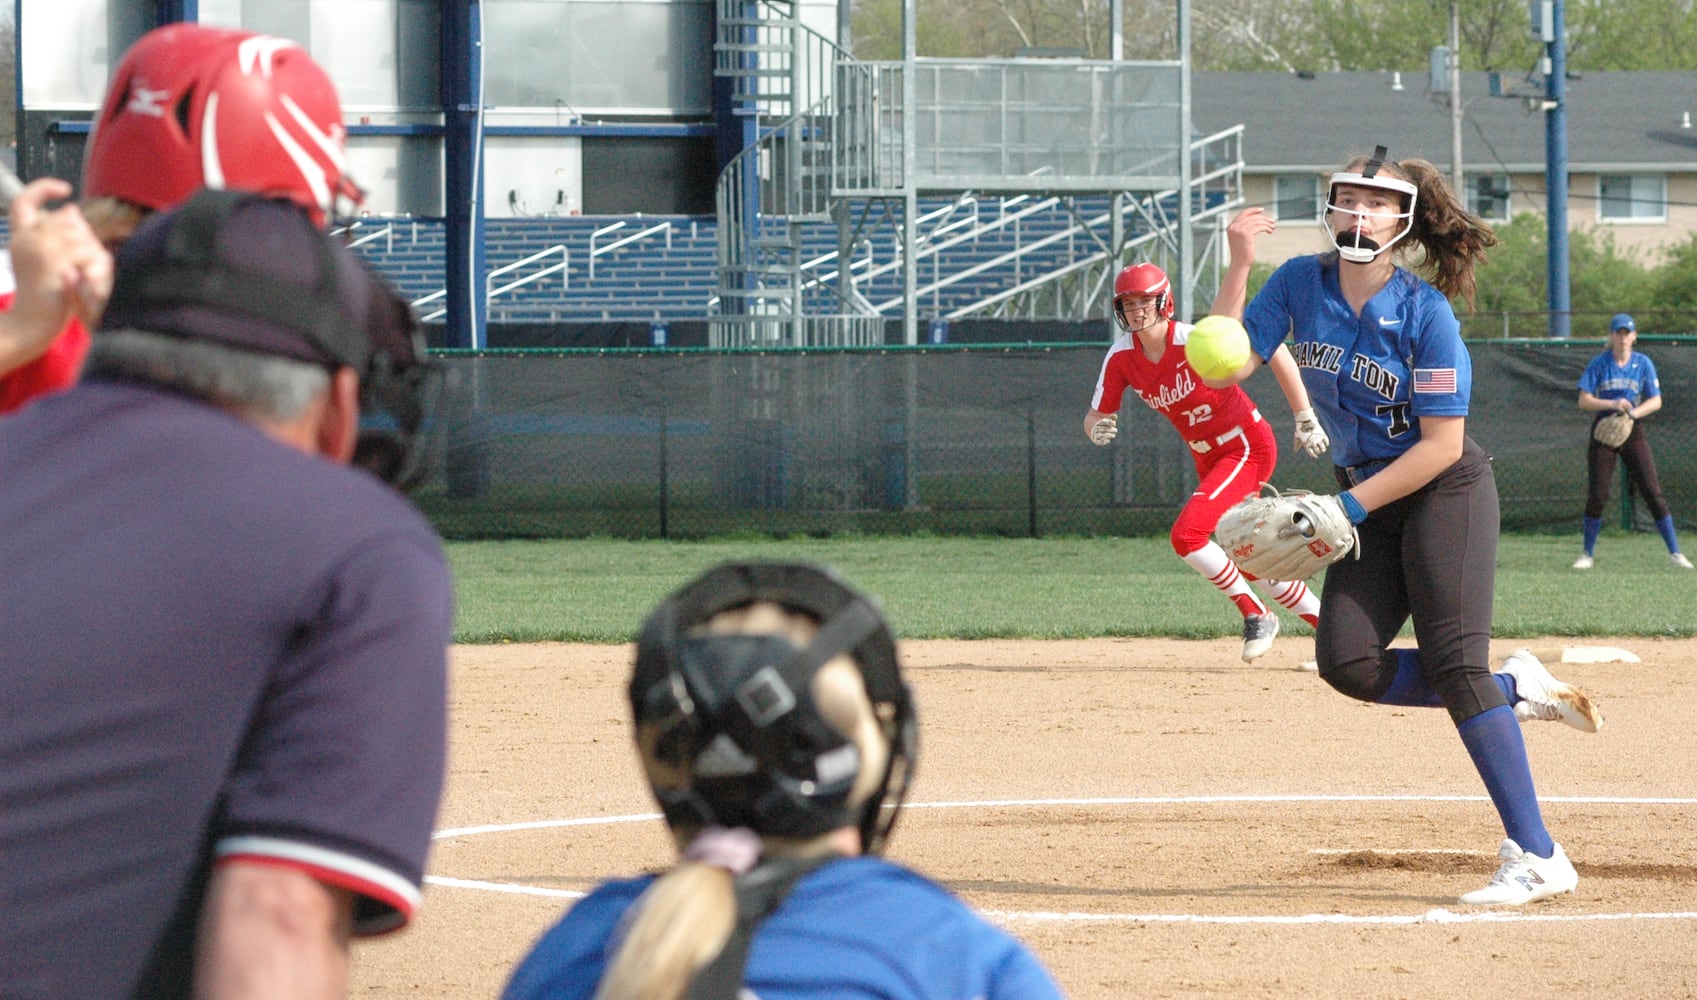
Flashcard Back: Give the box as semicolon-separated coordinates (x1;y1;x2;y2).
353;635;1697;999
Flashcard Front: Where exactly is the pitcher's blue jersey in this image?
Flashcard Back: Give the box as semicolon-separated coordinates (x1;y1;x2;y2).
502;856;1064;1000
1243;256;1471;469
1577;350;1659;405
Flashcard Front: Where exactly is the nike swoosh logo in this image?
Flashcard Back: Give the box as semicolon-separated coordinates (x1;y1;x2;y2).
1378;317;1401;326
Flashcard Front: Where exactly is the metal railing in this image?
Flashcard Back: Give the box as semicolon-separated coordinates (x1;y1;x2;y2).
590;221;671;279
707;313;885;348
715;0;842;123
417;245;570;323
340;223;394;252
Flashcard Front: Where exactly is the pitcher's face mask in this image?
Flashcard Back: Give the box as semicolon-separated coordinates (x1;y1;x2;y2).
1322;147;1417;263
1324;176;1417;262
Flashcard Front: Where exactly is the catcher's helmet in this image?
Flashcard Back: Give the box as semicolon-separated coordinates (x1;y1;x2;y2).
1323;145;1417;264
630;561;917;854
1113;262;1174;331
82;23;360;227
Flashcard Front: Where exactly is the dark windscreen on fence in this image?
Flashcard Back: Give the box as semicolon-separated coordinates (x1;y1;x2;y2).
414;338;1695;540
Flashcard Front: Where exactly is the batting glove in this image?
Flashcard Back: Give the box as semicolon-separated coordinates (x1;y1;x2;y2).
1089;415;1118;445
1292;408;1330;458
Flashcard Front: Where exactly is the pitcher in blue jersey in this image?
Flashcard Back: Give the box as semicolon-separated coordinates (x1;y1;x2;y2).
1573;311;1693;570
502;561;1065;1000
1207;148;1605;906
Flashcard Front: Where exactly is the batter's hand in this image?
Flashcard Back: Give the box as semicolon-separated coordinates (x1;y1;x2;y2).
1291;408;1330;458
1088;414;1118;445
6;177;113;338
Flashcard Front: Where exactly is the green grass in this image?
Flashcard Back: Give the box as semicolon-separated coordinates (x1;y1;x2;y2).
444;531;1697;644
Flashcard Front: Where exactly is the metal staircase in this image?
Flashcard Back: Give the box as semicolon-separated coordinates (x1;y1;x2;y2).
709;1;1243;348
711;1;865;346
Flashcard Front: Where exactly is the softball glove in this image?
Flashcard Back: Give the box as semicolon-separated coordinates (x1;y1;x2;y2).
1215;486;1358;582
1592;411;1634;450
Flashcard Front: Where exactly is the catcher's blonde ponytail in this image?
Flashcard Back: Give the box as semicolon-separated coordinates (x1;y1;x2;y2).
592;863;736;1000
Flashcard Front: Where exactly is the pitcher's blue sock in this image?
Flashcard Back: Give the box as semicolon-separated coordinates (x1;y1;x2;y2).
1380;651;1521;711
1656;515;1681;554
1458;705;1554;858
1582;516;1602;556
1377;649;1441;707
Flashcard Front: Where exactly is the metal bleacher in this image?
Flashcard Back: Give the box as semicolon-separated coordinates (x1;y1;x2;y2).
346;193;1164;326
344;3;1237;336
346;214;720;324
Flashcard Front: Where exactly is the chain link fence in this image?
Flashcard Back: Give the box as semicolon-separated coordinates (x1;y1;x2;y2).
414;338;1694;541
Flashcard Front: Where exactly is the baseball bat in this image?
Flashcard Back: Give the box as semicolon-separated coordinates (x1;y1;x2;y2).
0;160;25;205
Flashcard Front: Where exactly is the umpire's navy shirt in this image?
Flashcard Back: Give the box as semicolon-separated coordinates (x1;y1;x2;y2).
0;379;453;999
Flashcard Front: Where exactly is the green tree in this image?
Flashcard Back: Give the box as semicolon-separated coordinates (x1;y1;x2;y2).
849;0;1697;71
1473;214;1680;334
1474;214;1548;317
1567;227;1657;325
1566;0;1697;70
851;0;981;57
1651;234;1697;314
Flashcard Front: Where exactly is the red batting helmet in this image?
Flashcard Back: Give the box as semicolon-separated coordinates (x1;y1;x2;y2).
1112;262;1174;331
81;23;361;228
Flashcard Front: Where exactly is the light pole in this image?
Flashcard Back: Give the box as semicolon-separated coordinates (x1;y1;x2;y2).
1538;0;1571;338
1448;3;1463;192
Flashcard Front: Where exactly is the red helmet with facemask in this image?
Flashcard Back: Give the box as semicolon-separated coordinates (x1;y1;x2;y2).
81;23;361;228
1112;262;1174;332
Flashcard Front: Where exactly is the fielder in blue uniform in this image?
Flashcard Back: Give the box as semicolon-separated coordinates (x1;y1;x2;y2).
1573;311;1692;570
502;561;1063;1000
1210;149;1604;906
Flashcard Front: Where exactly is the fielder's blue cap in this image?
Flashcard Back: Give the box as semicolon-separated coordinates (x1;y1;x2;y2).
1610;313;1636;331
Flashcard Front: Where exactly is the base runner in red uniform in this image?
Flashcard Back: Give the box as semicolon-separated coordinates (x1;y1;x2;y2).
1085;248;1329;662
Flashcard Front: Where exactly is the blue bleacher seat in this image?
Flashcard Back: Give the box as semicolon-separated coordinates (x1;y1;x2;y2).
347;193;1188;324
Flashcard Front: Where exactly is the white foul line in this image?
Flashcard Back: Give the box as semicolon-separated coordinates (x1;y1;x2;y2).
426;794;1697;926
427;875;586;900
985;909;1697;926
434;793;1697;840
435;813;658;839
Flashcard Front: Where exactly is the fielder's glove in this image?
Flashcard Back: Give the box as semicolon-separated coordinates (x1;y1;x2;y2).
1592;411;1634;450
1089;414;1119;445
1214;486;1358;582
1291;408;1330;458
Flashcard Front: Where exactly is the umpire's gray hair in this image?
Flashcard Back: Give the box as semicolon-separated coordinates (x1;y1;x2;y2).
84;329;333;424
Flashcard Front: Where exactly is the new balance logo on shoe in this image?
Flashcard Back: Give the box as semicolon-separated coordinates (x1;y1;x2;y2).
1459;839;1578;906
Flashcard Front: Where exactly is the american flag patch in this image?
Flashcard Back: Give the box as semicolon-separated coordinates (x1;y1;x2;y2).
1413;368;1457;394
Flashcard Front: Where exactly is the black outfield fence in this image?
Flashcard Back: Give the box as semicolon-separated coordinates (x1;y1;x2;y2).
417;337;1696;540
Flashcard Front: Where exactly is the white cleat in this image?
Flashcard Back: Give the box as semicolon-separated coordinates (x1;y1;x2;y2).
1572;554;1594;570
1673;553;1694;570
1501;649;1603;733
1241;613;1279;662
1459;839;1578;906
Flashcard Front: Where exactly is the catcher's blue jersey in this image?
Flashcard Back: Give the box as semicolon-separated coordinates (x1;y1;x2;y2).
1577;350;1659;404
501;856;1064;1000
1243;255;1471;469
